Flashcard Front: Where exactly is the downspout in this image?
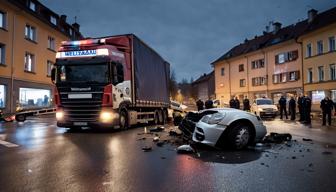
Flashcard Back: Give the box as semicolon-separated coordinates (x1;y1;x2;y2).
10;14;16;113
295;38;304;95
263;49;269;97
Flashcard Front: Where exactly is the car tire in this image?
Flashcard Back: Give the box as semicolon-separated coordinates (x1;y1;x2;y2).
15;114;26;122
227;124;251;150
119;110;128;129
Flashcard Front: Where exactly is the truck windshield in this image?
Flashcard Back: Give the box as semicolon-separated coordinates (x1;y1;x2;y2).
57;63;109;84
257;99;273;105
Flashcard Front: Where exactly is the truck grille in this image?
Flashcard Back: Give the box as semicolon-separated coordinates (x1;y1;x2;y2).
58;85;105;122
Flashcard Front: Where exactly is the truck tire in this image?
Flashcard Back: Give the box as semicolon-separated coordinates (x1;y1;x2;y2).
119;110;128;129
15;114;26;122
158;110;164;125
154;110;159;125
162;109;168;125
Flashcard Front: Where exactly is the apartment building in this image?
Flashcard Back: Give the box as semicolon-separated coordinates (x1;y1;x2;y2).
297;9;336;110
213;7;336;109
0;0;82;113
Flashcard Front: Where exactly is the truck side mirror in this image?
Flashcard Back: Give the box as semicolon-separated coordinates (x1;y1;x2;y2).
51;68;56;84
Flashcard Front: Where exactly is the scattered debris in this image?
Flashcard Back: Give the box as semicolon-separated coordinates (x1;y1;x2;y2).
308;163;313;167
263;132;292;143
161;157;166;159
169;130;182;136
255;143;263;147
149;126;165;132
28;169;32;173
302;138;313;142
322;151;332;155
156;141;165;147
260;163;265;165
153;137;160;142
177;145;195;154
292;156;297;159
142;146;152;152
137;137;146;141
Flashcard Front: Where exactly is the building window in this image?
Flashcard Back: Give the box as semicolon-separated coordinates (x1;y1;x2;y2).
47;60;53;76
331;90;336;102
251;59;264;69
317;40;323;55
29;1;36;11
50;16;57;25
24;52;35;72
275;50;298;64
0;85;5;108
307;68;313;83
19;88;51;109
318;66;324;81
48;36;55;50
0;43;5;64
221;68;224;76
273;74;279;84
289;71;299;81
329;36;335;52
312;90;325;104
25;25;36;42
252;77;266;86
239;64;244;72
239;79;246;87
280;73;287;83
306;43;312;57
330;64;336;80
0;11;6;29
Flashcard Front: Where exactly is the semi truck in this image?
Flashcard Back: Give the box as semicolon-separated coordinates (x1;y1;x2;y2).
51;34;170;130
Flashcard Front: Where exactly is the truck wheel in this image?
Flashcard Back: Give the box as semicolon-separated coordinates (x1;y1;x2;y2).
162;110;167;125
158;110;164;125
227;124;251;150
154;111;159;125
119;110;128;129
15;114;26;122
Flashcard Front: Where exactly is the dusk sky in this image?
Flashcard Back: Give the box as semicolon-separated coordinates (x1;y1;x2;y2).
40;0;336;82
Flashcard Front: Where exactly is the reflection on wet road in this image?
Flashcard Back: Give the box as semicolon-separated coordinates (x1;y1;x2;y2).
0;116;335;192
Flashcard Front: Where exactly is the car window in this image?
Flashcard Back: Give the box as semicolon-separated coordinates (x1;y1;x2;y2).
256;99;273;105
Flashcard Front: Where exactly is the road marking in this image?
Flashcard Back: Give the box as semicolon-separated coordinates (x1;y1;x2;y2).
0;134;19;147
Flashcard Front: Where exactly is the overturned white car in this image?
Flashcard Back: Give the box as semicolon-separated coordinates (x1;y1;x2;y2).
179;108;267;149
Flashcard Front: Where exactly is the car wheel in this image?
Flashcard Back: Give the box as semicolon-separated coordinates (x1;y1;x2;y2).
15;114;26;122
119;110;128;129
228;124;251;149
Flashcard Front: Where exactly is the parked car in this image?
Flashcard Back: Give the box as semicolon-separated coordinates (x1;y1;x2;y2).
179;108;267;149
250;98;278;118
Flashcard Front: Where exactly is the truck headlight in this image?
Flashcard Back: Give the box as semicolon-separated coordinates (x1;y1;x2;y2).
56;111;64;120
100;111;114;123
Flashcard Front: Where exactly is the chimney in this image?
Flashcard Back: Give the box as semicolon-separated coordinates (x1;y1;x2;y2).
308;9;318;23
60;15;67;22
72;22;80;32
272;22;282;34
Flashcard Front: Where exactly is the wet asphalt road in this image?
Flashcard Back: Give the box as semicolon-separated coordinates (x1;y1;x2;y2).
0;116;336;192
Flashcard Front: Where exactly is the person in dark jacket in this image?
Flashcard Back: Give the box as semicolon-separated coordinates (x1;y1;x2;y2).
278;96;288;119
196;99;204;111
288;97;296;120
205;99;214;109
234;97;240;109
297;94;304;121
243;96;250;111
302;95;312;124
320;97;334;126
229;96;235;108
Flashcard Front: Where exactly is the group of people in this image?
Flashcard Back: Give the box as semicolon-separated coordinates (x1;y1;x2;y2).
229;96;251;111
278;95;312;124
196;98;214;111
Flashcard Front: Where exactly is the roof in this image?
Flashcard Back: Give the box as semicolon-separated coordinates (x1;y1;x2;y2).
212;7;336;64
7;0;83;40
192;71;214;85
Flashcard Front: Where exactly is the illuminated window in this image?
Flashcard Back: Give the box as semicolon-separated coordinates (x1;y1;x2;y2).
47;60;53;76
25;25;36;41
24;52;35;72
312;90;325;104
50;16;57;25
0;11;6;29
0;85;5;108
19;88;51;109
29;1;36;11
48;36;55;50
289;71;299;81
0;43;5;64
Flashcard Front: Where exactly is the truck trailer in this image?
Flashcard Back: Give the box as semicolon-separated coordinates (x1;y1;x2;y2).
51;34;170;129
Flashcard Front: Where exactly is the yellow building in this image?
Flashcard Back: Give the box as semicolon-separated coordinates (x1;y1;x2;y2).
0;0;82;113
213;7;336;110
297;8;336;110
